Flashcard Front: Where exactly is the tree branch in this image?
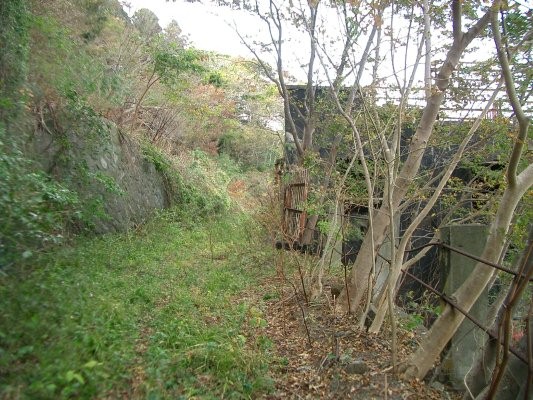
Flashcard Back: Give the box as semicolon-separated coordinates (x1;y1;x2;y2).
491;5;531;188
452;0;463;44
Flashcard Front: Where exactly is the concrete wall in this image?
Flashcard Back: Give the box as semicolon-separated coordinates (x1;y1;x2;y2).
440;224;489;389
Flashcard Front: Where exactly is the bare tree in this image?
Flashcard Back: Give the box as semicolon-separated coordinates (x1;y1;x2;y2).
234;0;381;249
335;0;498;318
400;1;532;380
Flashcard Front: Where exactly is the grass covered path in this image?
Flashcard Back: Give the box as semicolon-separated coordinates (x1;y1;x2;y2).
0;210;275;399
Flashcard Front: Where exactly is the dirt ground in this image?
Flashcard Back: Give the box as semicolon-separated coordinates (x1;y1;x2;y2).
255;275;461;400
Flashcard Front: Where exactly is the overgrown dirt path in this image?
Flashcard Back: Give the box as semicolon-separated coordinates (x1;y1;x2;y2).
1;207;456;399
0;211;274;399
254;254;459;400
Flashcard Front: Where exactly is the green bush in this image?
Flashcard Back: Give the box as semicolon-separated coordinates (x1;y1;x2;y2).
141;143;231;216
218;127;280;171
0;0;30;119
61;88;109;140
0;125;79;267
188;149;232;213
141;141;173;174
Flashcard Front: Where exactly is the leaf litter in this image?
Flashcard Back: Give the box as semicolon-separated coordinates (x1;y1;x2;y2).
243;273;462;400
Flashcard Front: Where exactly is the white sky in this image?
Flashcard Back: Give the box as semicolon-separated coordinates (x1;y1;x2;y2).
124;0;531;119
124;0;371;84
123;0;477;85
124;0;269;58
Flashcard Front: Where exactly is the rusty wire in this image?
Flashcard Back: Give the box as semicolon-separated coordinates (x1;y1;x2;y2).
401;269;527;365
405;241;533;281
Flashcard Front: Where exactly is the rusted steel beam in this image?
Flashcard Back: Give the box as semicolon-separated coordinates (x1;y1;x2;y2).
287;182;306;187
405;241;533;281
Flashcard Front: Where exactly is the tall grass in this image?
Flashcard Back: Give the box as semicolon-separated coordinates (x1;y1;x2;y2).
0;209;275;399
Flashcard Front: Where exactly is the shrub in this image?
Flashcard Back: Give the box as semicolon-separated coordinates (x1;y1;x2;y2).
218;127;280;171
0;0;30;119
0;124;79;267
141;143;231;216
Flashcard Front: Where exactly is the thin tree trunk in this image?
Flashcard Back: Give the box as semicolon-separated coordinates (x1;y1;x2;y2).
402;2;531;378
369;78;504;333
400;175;533;380
131;69;158;131
487;230;533;398
423;0;432;101
339;0;494;317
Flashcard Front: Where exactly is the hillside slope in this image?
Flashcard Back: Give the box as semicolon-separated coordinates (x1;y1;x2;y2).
0;0;280;266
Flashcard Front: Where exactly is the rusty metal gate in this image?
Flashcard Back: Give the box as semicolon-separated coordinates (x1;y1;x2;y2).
280;168;309;246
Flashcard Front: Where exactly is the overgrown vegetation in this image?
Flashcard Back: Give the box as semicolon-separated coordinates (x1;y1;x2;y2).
0;2;283;395
3;0;530;398
0;0;281;266
0;0;30;118
0;126;79;267
0;210;276;399
141;142;237;215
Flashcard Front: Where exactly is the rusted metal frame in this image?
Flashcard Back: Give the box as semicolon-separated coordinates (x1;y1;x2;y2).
298;171;308;242
401;269;528;365
405;241;533;281
283;186;291;241
279;176;289;241
280;168;314;245
281;169;309;244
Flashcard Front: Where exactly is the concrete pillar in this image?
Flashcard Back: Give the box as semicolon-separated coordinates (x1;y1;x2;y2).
440;224;489;389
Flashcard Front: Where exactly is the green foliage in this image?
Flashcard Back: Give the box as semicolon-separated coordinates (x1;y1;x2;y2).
141;141;173;174
504;4;532;103
0;125;79;267
402;313;424;331
141;143;233;216
28;10;125;115
186;149;234;213
61;88;109;141
43;158;124;234
436;117;515;224
316;220;330;235
80;0;112;41
140;142;201;210
401;291;442;330
206;71;225;88
154;45;206;86
344;219;366;242
0;0;277;269
90;171;124;195
0;210;275;398
0;0;30;118
218;127;281;171
0;3;133;264
303;193;330;218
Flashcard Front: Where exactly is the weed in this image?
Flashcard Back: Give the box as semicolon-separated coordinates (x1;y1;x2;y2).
0;125;80;267
401;290;442;329
0;209;275;399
